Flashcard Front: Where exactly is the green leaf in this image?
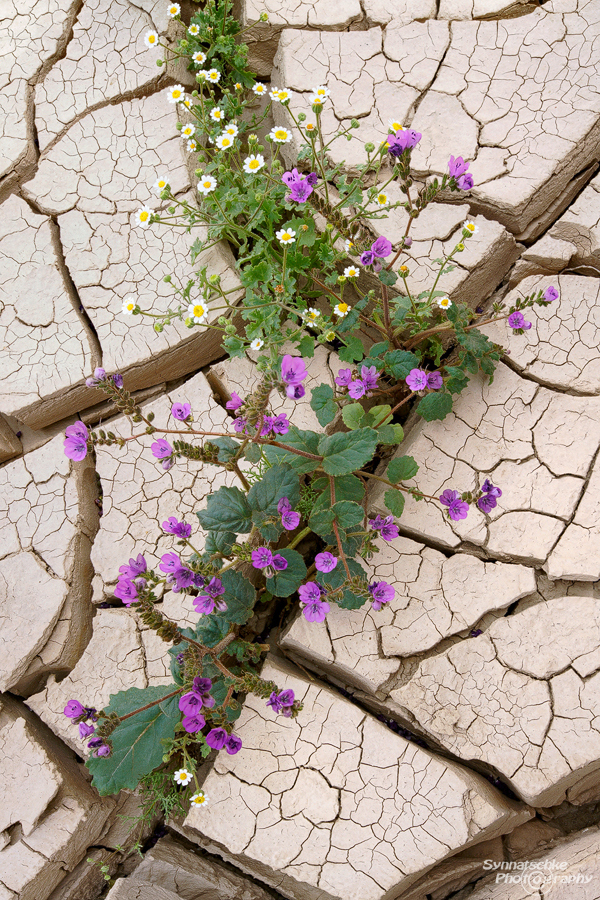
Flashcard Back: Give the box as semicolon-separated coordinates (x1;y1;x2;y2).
266;549;307;597
298;335;315;358
310;384;337;427
196;486;252;534
385;349;420;380
369;341;391;357
377;424;404;445
244;443;262;463
205;530;236;555
364;404;392;427
195;615;230;647
263;427;321;474
240;259;271;289
212;437;240;463
384;489;405;517
247;465;299;515
338;588;369;610
336;294;369;335
320;557;365;591
416;391;453;422
338;335;365;363
391;296;412;326
220;570;256;624
318;428;379;476
331;500;364;530
309;506;335;538
87;686;180;795
387;455;419;482
445;365;470;395
457;329;495;357
341;403;365;430
378;269;398;286
312;475;365;507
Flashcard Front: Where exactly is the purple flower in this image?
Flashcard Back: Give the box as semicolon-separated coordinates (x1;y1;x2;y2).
369;580;395;610
171;566;195;591
271;413;290;435
289;180;313;202
151;439;173;459
119;554;147;578
64;700;86;719
348;379;366;399
202;576;225;598
281;168;302;186
95;744;111;757
543;286;559;303
403;236;413;248
64;421;89;461
405;369;428;391
281;355;307;385
299;582;324;604
113;373;124;388
272;554;288;571
315;552;338;573
114;578;139;606
439;489;469;521
233;417;248;433
457;173;473;191
448;155;469;178
386;130;421;157
179;691;205;715
281;509;301;530
252;547;273;569
477;494;498;513
159;551;182;574
278;497;292;514
260;416;274;436
206;727;228;750
369;514;399;542
162;517;192;538
162;458;174;471
225;734;243;755
426;371;443;390
301;597;330;623
194;595;217;615
267;688;296;715
226;391;243;411
360;365;379;392
86;368;106;387
79;721;96;738
360;250;375;266
481;479;502;499
172;402;191;421
182;713;206;733
193;676;213;694
371;236;393;258
305;172;319;186
335;369;353;387
286;384;305;400
507;311;532;331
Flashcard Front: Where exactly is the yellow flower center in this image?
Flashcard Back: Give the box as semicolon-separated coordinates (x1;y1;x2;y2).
466;223;475;231
275;129;287;139
158;180;166;188
235;83;242;89
338;303;349;314
148;34;156;43
172;90;181;99
378;195;386;204
282;232;291;240
126;303;134;311
192;304;205;317
202;181;212;189
139;211;149;221
313;97;322;105
249;160;260;169
221;138;230;146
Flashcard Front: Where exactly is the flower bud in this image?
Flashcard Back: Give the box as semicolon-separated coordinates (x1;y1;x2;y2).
337;275;347;283
191;90;198;97
297;112;306;122
217;316;228;325
364;142;375;152
209;273;219;284
163;275;172;282
259;10;268;20
180;39;189;48
403;236;413;248
248;133;258;142
195;168;203;176
225;324;237;335
157;59;164;67
154;323;164;332
185;317;194;328
350;119;359;128
325;223;333;231
456;242;465;252
176;122;182;131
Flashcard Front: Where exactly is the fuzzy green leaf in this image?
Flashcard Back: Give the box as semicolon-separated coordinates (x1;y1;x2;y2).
416;391;453;422
341;403;365;430
384;489;405;517
387;455;419;482
385;349;420;380
196;486;252;534
247;465;300;515
266;549;307;597
263;427;321;474
310;384;337;427
318;428;379;476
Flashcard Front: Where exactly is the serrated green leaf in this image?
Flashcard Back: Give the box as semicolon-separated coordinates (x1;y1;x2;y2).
263;427;321;474
365;405;392;427
318;428;379;476
309;506;335;538
212;437;240;463
252;509;283;543
298;335;315;358
311;475;365;509
196;486;252;534
205;530;236;555
387;455;419;482
341;403;365;430
310;384;337;427
385;349;420;380
219;570;256;624
195;615;230;647
87;686;180;795
247;465;299;515
384;489;405;517
338;336;365;363
266;549;307;597
244;443;262;463
378;269;398;286
377;424;404;445
445;365;470;395
369;341;391;357
416;391;453;422
338;588;369;610
336;294;369;335
332;500;364;530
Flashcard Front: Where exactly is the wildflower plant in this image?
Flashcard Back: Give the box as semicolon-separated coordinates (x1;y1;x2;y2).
61;0;560;808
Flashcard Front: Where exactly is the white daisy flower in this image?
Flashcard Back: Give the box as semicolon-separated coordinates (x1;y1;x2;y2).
167;2;180;16
463;220;479;235
302;307;321;323
188;299;209;323
144;30;159;48
153;176;169;195
436;296;452;310
276;88;291;103
181;96;193;109
215;133;234;150
188;23;200;35
197;174;217;195
122;296;136;315
234;82;242;90
269;86;281;101
167;84;185;104
223;123;238;137
305;122;315;132
313;85;330;98
243;154;265;174
196;69;208;81
375;192;388;207
173;768;192;786
187;138;198;152
252;82;267;96
388;118;403;133
344;239;353;252
343;266;359;278
192;50;206;66
181;123;195;138
207;68;221;83
135;206;153;228
269;126;291;143
250;338;264;351
334;302;351;317
210;107;224;121
309;95;324;107
190;792;209;807
276;227;296;245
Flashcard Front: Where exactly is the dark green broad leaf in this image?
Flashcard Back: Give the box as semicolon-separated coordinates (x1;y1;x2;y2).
244;443;263;463
341;403;365;431
247;465;300;515
310;384;337;427
369;341;391;357
377;424;404;445
205;530;236;556
331;500;364;530
87;686;181;795
212;437;240;463
391;296;412;326
240;259;272;288
384;488;405;517
457;329;496;357
312;475;365;506
309;506;335;539
336;294;369;335
318;428;379;477
196;486;252;534
217;570;256;625
252;511;283;543
416;391;453;422
338;588;369;610
338;335;365;363
195;613;230;647
298;335;315;358
364;405;392;427
266;548;307;597
378;269;398;286
444;366;470;395
263;427;321;474
387;455;419;482
385;349;420;380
